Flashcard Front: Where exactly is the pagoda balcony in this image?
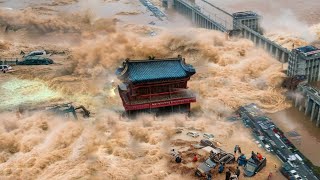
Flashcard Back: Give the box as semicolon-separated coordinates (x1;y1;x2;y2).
120;90;196;111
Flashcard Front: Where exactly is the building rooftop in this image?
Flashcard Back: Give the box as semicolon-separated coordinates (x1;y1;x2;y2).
296;46;318;53
116;57;196;84
295;46;320;56
233;11;259;19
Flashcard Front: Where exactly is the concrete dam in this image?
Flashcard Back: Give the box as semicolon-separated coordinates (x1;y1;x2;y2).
163;0;290;63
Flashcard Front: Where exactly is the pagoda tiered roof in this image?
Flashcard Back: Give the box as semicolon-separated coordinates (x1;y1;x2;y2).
116;57;196;84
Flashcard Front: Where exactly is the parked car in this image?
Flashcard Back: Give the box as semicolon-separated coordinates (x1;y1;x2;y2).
18;56;53;65
203;133;214;139
288;170;303;180
200;139;216;148
170;150;182;163
187;131;199;138
210;150;235;164
292;174;302;180
195;158;217;177
0;65;13;73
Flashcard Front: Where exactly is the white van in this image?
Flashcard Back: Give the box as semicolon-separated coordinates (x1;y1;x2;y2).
0;65;13;73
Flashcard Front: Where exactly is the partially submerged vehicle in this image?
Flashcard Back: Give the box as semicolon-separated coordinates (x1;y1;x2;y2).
200;139;216;148
170;150;182;163
187;131;199;138
196;148;235;177
210;149;235;164
45;103;90;120
195;158;217;177
20;103;90;120
18;56;54;65
203;133;214;140
244;156;267;177
0;65;13;73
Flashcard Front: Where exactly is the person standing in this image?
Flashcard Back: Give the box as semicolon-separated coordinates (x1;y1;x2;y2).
268;172;272;180
235;166;240;179
218;163;225;173
193;154;198;162
238;146;242;154
206;173;212;180
257;152;263;161
226;169;231;180
234;145;239;154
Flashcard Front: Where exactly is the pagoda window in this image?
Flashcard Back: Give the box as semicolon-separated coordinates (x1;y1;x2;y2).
151;86;169;94
137;87;149;95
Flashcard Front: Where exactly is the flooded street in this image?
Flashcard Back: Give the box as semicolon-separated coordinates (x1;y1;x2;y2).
0;0;319;179
269;107;320;166
191;0;320;167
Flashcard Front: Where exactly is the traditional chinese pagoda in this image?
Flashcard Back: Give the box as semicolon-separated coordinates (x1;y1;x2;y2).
116;56;196;116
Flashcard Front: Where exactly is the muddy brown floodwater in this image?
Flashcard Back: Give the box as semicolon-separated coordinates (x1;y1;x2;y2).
0;0;319;179
196;0;320;167
269;107;320;166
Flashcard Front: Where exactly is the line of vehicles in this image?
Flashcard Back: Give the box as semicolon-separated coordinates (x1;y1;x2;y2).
237;104;319;180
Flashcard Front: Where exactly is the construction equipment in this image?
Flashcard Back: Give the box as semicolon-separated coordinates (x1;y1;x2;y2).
19;103;90;120
45;103;90;120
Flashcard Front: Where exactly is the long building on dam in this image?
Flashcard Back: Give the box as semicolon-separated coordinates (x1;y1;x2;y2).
232;11;262;34
294;82;320;127
162;0;290;63
288;46;320;83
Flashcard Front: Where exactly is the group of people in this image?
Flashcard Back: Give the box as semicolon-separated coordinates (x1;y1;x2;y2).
225;167;241;180
171;146;268;180
251;151;263;161
205;166;240;180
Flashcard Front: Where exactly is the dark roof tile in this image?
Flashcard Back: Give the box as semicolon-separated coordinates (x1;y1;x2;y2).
116;58;195;84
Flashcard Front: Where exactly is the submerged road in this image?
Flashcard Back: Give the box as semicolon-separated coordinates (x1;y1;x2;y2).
238;104;319;180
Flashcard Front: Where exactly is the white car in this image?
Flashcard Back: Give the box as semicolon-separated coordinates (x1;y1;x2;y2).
203;133;214;139
294;175;302;180
187;131;199;138
0;65;13;73
290;170;297;175
264;144;272;152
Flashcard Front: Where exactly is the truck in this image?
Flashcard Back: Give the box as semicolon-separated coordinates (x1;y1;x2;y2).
244;157;267;177
195;147;235;177
195;158;217;177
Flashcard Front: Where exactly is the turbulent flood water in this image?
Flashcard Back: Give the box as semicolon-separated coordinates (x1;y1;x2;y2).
0;0;319;179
